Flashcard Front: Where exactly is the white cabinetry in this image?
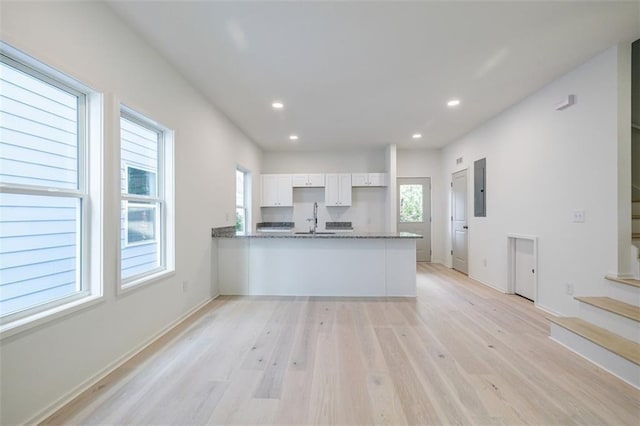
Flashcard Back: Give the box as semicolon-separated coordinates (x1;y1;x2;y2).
261;174;293;207
325;173;352;206
351;173;387;187
292;174;325;187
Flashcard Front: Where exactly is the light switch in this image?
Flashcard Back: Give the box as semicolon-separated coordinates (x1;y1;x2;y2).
571;209;585;223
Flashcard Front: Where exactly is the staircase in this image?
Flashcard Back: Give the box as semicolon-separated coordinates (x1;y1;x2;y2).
548;279;640;388
548;204;640;389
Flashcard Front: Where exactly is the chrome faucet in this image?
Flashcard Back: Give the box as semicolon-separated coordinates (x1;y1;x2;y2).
307;201;318;234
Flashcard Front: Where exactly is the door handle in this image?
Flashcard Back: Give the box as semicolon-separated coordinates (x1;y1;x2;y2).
463;226;468;229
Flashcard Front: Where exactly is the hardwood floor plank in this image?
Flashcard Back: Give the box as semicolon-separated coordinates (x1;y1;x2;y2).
366;372;410;425
289;299;319;371
307;331;340;425
241;300;290;371
42;265;640;425
393;324;475;425
375;326;441;425
352;301;389;372
335;303;375;425
254;300;303;398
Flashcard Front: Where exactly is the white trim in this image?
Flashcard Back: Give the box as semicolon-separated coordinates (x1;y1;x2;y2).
0;43;103;329
118;269;175;296
117;106;174;292
0;294;104;341
507;234;538;302
534;303;562;317
25;297;216;425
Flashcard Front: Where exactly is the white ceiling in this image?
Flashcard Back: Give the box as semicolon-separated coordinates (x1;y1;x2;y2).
108;1;640;151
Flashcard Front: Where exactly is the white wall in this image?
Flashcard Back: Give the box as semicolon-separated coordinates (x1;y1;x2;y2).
261;149;388;232
262;149;386;173
396;148;444;263
0;2;262;424
440;45;630;315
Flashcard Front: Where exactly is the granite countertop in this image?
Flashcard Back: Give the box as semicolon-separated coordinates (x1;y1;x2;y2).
211;226;421;239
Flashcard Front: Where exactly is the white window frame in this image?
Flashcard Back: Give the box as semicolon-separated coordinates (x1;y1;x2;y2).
0;43;103;339
123;163;158;247
236;167;251;235
118;106;174;293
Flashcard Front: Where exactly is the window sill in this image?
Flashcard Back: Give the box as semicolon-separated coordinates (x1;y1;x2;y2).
118;269;176;296
0;294;105;341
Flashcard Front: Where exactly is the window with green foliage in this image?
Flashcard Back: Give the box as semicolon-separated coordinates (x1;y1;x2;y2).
399;184;423;222
236;168;248;233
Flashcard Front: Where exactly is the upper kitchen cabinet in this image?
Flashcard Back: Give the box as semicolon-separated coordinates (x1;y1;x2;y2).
351;173;387;187
292;174;325;187
261;174;293;207
325;173;352;206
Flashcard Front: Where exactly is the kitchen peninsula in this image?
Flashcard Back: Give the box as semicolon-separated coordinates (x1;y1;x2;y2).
212;227;422;297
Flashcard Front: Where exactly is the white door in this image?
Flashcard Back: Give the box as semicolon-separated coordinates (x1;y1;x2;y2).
397;178;431;262
452;169;468;274
515;239;535;301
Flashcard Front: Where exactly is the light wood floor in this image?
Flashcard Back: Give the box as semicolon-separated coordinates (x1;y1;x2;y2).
44;263;640;425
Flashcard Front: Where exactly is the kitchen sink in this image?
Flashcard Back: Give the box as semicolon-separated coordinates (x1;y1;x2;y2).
294;231;336;235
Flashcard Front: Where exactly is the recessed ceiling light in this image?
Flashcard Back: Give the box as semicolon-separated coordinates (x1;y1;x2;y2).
412;133;422;139
272;101;284;109
289;134;299;141
447;99;461;107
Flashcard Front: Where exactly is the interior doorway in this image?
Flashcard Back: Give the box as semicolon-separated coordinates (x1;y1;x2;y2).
451;169;468;274
397;177;431;262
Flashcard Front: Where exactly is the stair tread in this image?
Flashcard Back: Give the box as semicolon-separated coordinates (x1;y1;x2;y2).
575;296;640;322
547;316;640;365
605;275;640;288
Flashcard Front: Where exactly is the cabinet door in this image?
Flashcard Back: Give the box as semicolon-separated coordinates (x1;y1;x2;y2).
307;174;325;187
351;173;369;187
338;174;352;206
368;173;387;187
276;175;293;206
291;174;308;187
325;174;340;206
261;175;278;206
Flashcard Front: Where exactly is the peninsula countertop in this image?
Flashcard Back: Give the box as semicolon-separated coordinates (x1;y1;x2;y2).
211;226;422;239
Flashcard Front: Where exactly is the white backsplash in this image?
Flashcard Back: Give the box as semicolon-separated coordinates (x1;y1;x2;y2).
260;187;386;232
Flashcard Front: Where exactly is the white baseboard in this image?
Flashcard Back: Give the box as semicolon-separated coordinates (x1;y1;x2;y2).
468;274;507;294
549;324;640;390
535;303;561;317
27;297;214;425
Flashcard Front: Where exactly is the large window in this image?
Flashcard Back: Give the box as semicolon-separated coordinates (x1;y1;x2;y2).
120;108;174;288
236;168;250;234
0;47;99;323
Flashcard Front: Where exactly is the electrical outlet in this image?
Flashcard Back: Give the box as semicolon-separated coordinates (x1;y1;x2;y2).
571;209;585;223
182;280;189;293
565;283;574;295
